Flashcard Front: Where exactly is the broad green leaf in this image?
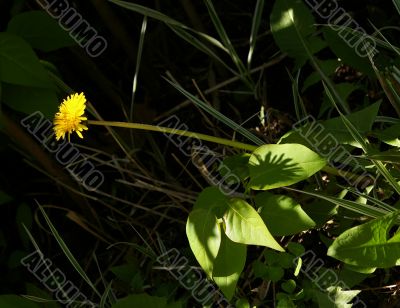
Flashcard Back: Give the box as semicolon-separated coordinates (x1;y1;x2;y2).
301;199;338;228
193;187;229;215
270;0;325;67
248;144;327;190
372;123;400;147
302;59;340;91
7;11;76;52
219;153;250;183
256;192;315;236
2;83;58;118
213;233;246;300
0;295;40;308
323;27;375;76
186;209;221;278
327;211;400;268
0;33;54;88
277;296;296;308
280;102;381;148
281;279;296;294
338;266;372;287
236;298;250;308
316;286;362;308
223;198;284;251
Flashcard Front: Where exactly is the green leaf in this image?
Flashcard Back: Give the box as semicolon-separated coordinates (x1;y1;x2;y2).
219;153;250;183
193;187;229;215
301;199;338;228
0;33;54;88
302;59;340;91
236;298;250;308
266;266;284;282
270;0;325;67
0;295;40;308
2;83;58;118
248;144;327;190
7;11;76;52
316;286;362;308
323;27;375;76
287;242;305;257
213;233;246;300
223;198;284;251
256;192;315;236
186;209;221;278
112;294;180;308
281;279;296;294
111;264;138;284
327;210;400;268
280;102;381;148
372;123;400;147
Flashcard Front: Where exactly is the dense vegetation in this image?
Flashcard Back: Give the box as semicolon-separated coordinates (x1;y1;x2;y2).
1;0;400;307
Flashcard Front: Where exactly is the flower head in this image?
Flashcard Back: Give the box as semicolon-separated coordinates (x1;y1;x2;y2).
54;92;88;141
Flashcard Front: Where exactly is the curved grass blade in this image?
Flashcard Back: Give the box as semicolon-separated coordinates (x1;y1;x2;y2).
247;0;265;68
284;187;392;220
37;203;101;297
163;77;264;146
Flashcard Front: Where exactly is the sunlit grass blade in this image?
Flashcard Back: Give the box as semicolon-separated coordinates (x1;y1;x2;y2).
393;0;400;17
163;76;264;146
341;186;394;212
285;187;392;219
37;203;101;297
247;0;265;68
130;16;147;121
323;83;400;195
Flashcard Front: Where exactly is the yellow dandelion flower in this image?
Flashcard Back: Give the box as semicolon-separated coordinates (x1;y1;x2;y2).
53;92;88;141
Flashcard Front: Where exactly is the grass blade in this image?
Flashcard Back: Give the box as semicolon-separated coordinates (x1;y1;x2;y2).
285;187;391;219
203;0;252;87
37;203;101;297
130;16;147;121
163;76;264;146
247;0;265;68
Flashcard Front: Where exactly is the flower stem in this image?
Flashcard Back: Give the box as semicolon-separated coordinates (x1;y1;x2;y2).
87;120;258;151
